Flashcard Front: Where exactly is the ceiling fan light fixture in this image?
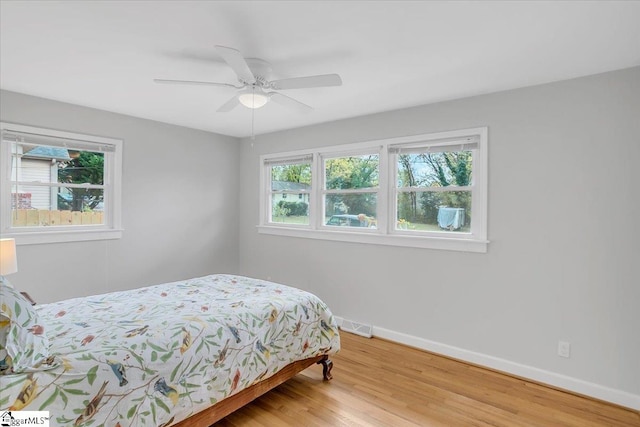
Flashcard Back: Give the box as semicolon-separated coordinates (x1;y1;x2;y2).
238;87;269;109
155;46;342;115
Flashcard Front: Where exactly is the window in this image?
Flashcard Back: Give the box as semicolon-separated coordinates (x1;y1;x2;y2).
391;138;477;235
265;155;312;226
1;123;123;244
323;152;379;229
259;127;487;252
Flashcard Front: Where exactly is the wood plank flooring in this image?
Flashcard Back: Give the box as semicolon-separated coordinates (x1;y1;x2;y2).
215;332;640;426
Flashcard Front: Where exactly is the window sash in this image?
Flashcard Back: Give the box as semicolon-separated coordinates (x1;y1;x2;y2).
321;151;381;227
267;159;312;227
393;144;475;192
390;147;475;235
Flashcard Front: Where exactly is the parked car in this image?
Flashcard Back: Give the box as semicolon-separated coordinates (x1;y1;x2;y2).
326;214;369;227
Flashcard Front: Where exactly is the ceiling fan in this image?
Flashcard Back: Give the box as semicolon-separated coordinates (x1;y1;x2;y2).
154;46;342;113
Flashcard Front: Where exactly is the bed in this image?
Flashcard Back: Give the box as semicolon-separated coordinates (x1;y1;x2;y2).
0;274;340;426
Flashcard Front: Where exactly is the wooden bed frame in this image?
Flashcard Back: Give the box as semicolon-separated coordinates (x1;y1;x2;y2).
173;355;333;426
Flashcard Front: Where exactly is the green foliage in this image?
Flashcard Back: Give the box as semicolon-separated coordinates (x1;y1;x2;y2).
271;164;311;184
325;155;378;190
432;152;472;225
57;151;105;211
272;204;290;220
324;155;379;216
276;201;308;216
397;151;473;226
420;151;472;187
442;151;472;187
59;151;104;185
325;193;376;217
418;192;441;224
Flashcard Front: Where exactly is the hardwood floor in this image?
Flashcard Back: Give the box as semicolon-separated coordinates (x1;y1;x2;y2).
215;332;640;426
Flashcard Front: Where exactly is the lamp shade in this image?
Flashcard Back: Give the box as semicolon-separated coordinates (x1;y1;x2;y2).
0;238;18;275
238;87;269;109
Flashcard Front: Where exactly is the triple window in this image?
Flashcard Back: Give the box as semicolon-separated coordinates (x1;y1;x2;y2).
260;127;488;252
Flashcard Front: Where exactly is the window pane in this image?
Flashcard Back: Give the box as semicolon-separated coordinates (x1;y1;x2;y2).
270;194;309;225
11;185;105;227
271;163;311;190
397;151;472;188
325;193;377;227
269;162;311;225
325;154;379;190
397;191;471;232
58;151;105;185
11;143;105;185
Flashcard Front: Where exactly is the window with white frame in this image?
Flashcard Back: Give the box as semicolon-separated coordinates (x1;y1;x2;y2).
323;152;379;229
0;122;123;244
265;155;312;226
390;138;477;234
259;127;488;252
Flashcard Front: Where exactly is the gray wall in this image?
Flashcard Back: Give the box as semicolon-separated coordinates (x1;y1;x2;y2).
238;67;640;397
1;90;240;302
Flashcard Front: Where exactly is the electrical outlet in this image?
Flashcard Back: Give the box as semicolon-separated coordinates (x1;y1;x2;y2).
558;341;571;358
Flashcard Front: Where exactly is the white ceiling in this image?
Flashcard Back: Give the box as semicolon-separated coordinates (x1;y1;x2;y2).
1;1;639;138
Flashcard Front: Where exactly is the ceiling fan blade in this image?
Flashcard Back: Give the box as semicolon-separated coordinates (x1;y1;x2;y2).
154;78;240;88
215;45;256;84
269;92;313;113
217;95;240;112
270;74;342;90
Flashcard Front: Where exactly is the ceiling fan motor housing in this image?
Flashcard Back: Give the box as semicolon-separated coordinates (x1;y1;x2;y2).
243;58;273;86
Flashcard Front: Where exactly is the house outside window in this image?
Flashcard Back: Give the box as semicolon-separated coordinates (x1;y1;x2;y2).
265;155;312;226
0;122;123;245
259;127;488;253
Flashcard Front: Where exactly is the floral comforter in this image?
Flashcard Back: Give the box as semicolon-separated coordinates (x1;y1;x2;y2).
0;274;340;426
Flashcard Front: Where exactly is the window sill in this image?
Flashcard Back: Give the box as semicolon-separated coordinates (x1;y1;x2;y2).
5;228;123;245
257;225;488;253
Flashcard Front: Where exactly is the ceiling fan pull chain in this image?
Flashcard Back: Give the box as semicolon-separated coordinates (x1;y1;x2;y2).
251;87;256;141
251;109;255;141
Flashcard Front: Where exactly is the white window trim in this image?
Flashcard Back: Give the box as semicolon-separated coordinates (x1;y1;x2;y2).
0;122;123;245
259;127;488;253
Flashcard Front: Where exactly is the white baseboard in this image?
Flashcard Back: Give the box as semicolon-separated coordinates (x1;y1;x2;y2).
334;316;639;410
